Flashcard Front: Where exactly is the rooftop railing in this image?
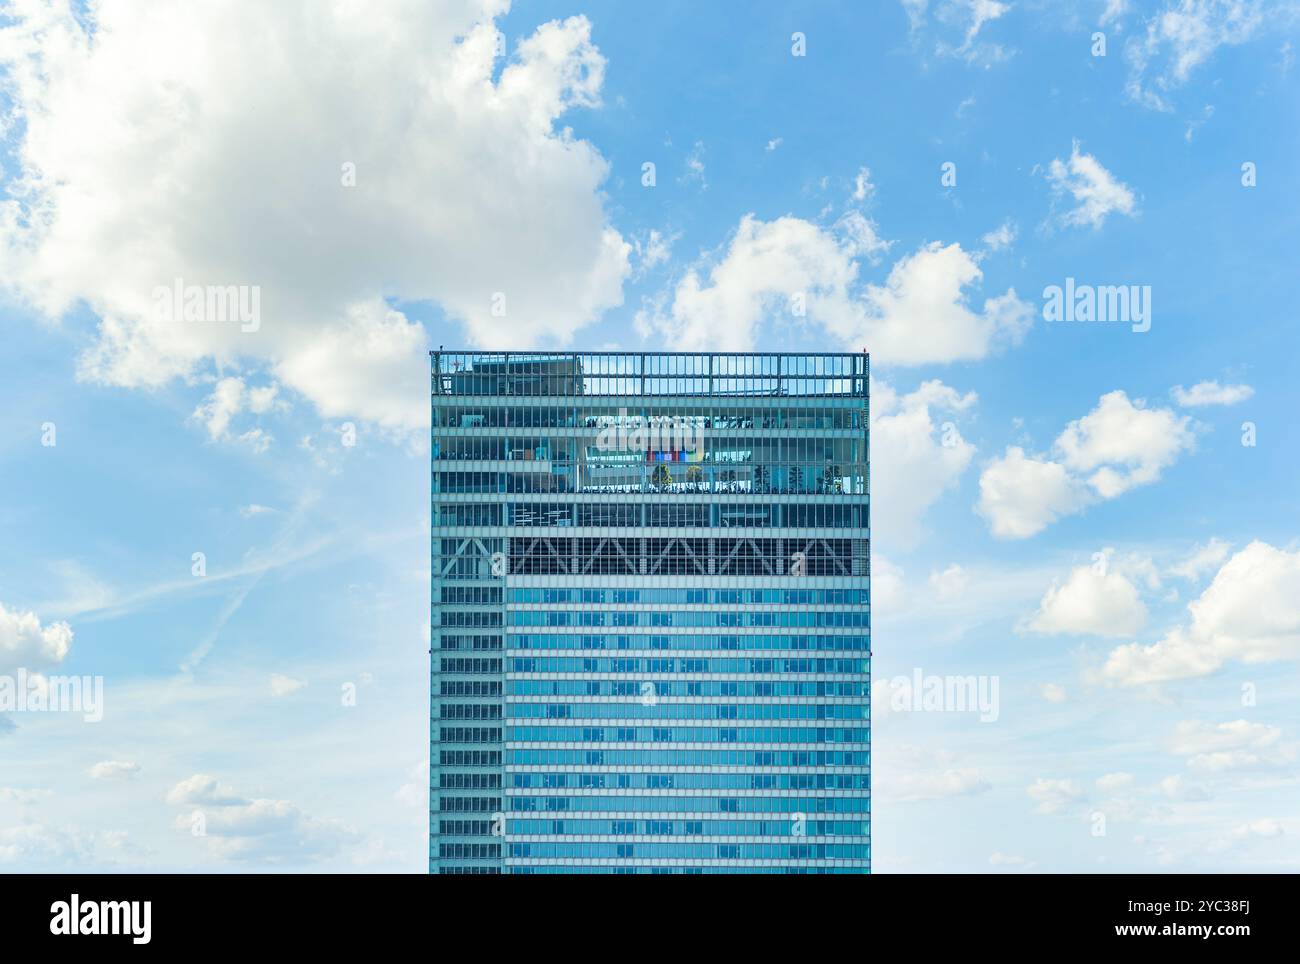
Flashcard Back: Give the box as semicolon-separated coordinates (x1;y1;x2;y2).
431;351;869;398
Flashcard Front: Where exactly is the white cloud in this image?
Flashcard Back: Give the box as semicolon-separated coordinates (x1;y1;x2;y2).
978;391;1194;537
247;384;282;414
977;447;1087;539
682;140;707;188
270;674;307;697
165;774;247;807
922;0;1015;65
834;210;893;263
1045;141;1138;229
637;215;854;352
870;554;907;614
0;788;53;804
192;378;246;440
1208;818;1286;854
1168;538;1232;580
237;428;273;454
1171;380;1254;406
272;301;431;428
1096;772;1135;793
765;137;783;152
848;243;1034;364
1171;718;1280;755
0;2;629;430
88;761;140;780
1126;0;1268;110
875;742;992;802
929;564;969;601
166;774;356;863
0;602;73;672
0;823;95;866
191;375;283;444
1228;818;1284;839
1041;682;1068;703
980;220;1017;252
632;229;675;275
1168;719;1294;772
959;0;1011;49
851;166;876;201
1100;0;1130;27
639;214;1031;365
902;0;930;34
1160;774;1211;801
989;851;1036;868
871;380;977;546
1102;542;1300;685
889;768;991;803
395;761;431;809
1025;555;1148;637
1027;777;1086;814
239;504;276;519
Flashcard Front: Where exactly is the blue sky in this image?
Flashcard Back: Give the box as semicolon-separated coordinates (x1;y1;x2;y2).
1;0;1298;871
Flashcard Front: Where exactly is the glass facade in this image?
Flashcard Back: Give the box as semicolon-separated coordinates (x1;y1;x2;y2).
430;351;870;874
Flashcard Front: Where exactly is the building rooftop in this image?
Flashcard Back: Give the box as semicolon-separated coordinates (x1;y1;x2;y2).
430;350;869;398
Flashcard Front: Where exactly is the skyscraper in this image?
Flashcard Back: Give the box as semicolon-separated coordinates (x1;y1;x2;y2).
430;351;870;874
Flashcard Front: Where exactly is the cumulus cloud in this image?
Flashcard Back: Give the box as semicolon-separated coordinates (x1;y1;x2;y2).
980;220;1017;252
976;447;1087;539
269;674;307;697
637;215;852;352
1159;774;1211;801
1096;772;1135;793
394;761;431;809
1169;719;1295;772
0;1;630;430
1226;818;1284;839
0;823;96;866
191;376;283;445
1044;141;1138;229
850;243;1033;363
0;602;73;673
888;768;992;803
834;210;893;264
1025;555;1148;637
165;774;247;808
632;229;675;276
1041;682;1068;703
1055;391;1194;496
874;742;992;802
978;391;1194;538
929;564;969;601
871;380;978;546
88;761;140;780
1102;542;1300;685
870;554;907;614
1171;380;1254;406
0;787;53;804
1027;777;1086;814
166;773;358;862
638;214;1031;364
